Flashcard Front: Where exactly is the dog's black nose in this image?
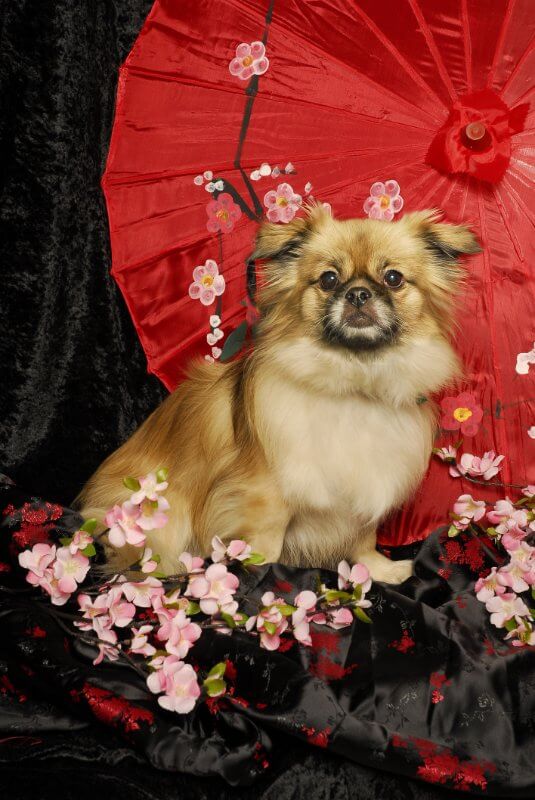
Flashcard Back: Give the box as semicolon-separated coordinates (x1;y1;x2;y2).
345;287;372;308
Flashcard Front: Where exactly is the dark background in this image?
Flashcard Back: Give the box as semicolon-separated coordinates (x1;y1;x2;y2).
0;3;499;798
0;0;165;505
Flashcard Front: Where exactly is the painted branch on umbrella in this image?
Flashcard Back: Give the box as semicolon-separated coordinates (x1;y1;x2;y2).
16;470;373;715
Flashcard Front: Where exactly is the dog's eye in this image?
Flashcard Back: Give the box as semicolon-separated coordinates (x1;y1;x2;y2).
383;269;405;289
319;271;339;291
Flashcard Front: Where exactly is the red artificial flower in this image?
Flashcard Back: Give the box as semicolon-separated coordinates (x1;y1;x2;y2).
440;392;483;437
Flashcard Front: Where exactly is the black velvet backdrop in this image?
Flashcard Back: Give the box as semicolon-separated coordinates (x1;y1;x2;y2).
0;3;515;798
0;0;165;507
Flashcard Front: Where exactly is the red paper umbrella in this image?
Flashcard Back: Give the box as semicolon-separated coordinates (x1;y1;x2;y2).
102;0;535;547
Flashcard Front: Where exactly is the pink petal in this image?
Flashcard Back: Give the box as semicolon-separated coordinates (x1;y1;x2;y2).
253;57;269;75
204;259;218;276
188;282;201;299
200;287;215;306
235;43;251;59
384;180;400;198
250;41;265;58
370;182;386;197
229;58;243;76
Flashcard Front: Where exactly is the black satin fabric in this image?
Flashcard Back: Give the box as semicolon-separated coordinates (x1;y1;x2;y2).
1;476;534;797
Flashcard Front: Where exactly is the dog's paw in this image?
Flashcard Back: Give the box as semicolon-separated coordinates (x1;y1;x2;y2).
358;552;413;585
378;558;413;585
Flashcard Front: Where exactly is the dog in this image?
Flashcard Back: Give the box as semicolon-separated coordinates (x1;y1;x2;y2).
77;206;480;583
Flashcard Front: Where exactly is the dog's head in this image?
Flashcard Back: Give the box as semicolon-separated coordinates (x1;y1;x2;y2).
251;206;480;399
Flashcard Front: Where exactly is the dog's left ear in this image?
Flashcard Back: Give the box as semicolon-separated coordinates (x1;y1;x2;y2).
401;209;481;261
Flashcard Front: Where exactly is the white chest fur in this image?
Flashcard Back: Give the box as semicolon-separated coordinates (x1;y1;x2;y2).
254;373;434;526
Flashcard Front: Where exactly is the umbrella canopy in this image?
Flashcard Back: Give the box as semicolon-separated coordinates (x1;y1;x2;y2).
102;0;535;547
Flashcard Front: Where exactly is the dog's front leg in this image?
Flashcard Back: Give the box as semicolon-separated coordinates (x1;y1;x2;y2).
351;525;413;585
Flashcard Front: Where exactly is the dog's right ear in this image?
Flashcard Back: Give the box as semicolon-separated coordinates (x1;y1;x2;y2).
251;203;331;263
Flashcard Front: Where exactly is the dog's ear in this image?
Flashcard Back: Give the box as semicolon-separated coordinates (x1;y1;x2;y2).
401;209;481;261
251;203;332;263
401;210;481;329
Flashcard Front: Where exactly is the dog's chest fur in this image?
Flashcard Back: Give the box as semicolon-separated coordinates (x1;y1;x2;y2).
255;374;434;524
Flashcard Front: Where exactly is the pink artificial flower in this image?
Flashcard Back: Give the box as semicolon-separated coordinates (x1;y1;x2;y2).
450;451;504;481
485;591;530;629
122;577;165;608
156;609;202;658
505;623;535;647
435;445;457;462
206;194;241;234
77;592;110;621
501;526;529;552
178;551;205;573
189;259;226;307
130;472;168;505
474;567;506;602
515;343;535;374
229;41;269;81
93;640;120;666
18;543;56;580
291;607;312;645
337;560;372;593
522;485;535;497
187;563;239;615
211;536;252;563
137;496;170;531
53;546;90;594
363;180;403;221
130;625;156;657
328;607;354;630
105;502;146;549
487;499;528;534
452;494;486;530
245;592;289;650
264;183;302;223
106;588;136;628
148;658;201;714
294;590;318;611
68;530;93;555
440;393;483;437
140;547;158;574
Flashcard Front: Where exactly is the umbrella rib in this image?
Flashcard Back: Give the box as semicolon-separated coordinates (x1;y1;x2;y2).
476;188;510;480
487;0;516;89
492;184;524;262
407;0;457;103
498;36;535;102
501;172;535;229
460;0;473;92
350;2;450;114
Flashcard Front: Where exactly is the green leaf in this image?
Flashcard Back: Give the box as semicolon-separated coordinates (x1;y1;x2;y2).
204;678;226;697
531;587;535;601
324;590;352;603
207;662;226;680
504;618;518;632
186;601;201;616
80;518;97;534
263;620;277;635
220;321;248;362
242;552;265;566
485;527;499;538
352;585;362;602
221;612;236;628
353;607;372;624
151;571;167;579
123;476;141;491
59;537;72;546
82;543;96;558
156;468;168;482
447;524;460;538
278;604;297;616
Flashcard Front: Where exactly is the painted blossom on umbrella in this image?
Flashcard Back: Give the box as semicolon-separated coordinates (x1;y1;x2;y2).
440;392;483;437
363;180;403;221
264;183;302;223
189;259;226;306
229;41;269;81
515;343;535;374
206;194;241;234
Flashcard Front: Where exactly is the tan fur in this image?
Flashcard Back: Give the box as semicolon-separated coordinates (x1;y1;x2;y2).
76;207;480;582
